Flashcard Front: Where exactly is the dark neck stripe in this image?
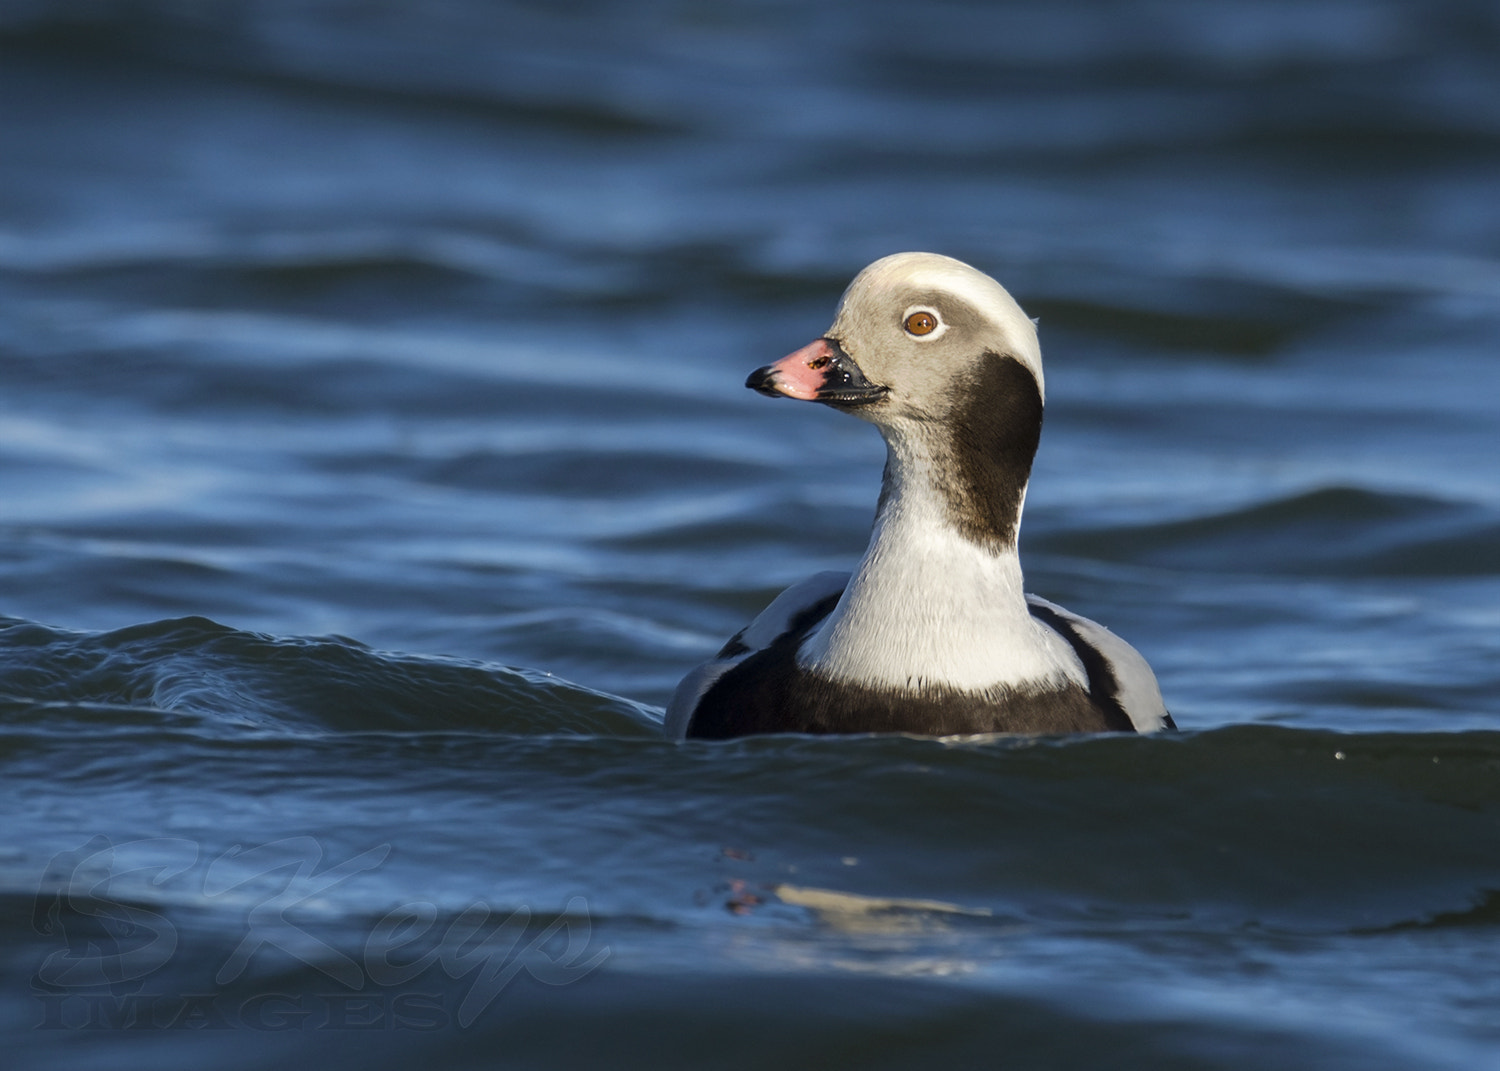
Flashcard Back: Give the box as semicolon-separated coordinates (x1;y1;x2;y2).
935;351;1043;550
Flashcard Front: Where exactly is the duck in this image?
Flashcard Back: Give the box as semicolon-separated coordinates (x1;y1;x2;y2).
665;252;1173;740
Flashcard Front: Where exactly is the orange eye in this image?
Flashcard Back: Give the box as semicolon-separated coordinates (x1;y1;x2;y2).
904;310;938;336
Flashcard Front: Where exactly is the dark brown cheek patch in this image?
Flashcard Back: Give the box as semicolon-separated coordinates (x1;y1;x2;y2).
937;352;1044;549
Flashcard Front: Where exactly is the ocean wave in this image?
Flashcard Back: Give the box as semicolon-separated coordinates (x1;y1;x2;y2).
1037;485;1500;577
5;0;1497;158
0;662;1496;940
0;615;660;736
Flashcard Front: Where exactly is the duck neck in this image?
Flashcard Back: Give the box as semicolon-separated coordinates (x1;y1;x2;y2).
797;407;1075;694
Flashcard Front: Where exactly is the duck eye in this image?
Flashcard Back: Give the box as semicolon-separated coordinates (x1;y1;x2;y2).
904;310;938;337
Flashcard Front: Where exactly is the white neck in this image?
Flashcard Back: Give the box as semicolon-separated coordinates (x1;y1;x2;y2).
797;425;1086;693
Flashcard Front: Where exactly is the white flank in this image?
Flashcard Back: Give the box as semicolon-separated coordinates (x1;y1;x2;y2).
1025;596;1172;732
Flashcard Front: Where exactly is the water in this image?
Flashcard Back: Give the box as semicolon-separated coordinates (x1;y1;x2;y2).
2;1;1499;1067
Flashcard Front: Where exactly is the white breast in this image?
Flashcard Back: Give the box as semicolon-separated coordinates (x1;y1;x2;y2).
796;488;1087;694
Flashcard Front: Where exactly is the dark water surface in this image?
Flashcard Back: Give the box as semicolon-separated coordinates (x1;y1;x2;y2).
2;1;1500;1067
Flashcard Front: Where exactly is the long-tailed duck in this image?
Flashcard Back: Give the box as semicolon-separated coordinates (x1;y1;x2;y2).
666;252;1173;740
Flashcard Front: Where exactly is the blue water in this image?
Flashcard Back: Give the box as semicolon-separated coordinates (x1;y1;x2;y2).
2;2;1500;1067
